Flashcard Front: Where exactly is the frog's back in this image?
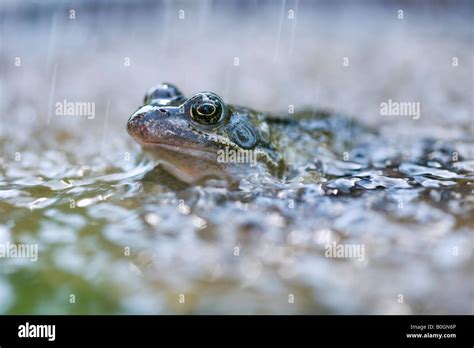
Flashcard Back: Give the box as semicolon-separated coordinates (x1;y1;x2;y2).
262;109;372;176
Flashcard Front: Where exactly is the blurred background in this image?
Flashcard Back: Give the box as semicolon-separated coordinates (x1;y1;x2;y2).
0;0;472;314
1;0;472;137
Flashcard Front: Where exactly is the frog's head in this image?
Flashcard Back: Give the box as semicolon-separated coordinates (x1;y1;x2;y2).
127;83;283;183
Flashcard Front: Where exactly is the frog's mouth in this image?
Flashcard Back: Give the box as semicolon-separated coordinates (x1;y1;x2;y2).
137;139;218;161
134;138;229;183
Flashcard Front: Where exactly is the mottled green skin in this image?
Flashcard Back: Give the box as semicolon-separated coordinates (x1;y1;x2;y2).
127;83;364;183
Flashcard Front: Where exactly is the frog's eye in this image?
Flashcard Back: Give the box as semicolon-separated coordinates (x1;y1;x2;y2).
187;93;226;125
144;83;184;105
229;123;258;149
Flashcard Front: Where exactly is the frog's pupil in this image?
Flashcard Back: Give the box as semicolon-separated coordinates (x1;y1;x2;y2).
197;103;216;116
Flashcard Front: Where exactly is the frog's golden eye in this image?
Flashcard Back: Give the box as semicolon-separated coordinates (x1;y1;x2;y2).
187;93;226;126
196;103;216;116
191;102;222;124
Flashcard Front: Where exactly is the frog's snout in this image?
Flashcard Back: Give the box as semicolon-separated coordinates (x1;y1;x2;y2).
126;112;144;138
127;108;155;139
127;104;186;144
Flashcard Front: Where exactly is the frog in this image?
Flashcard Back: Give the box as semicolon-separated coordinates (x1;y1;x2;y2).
127;83;465;187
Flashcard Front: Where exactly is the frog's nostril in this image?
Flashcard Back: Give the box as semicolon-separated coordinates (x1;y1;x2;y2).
159;108;169;115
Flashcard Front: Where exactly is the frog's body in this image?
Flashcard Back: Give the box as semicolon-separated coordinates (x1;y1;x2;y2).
127;83;373;183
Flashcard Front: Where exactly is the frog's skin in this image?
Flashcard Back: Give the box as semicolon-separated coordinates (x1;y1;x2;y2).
127;83;366;183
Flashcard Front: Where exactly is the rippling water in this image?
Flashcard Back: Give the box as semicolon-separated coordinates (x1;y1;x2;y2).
0;0;473;314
